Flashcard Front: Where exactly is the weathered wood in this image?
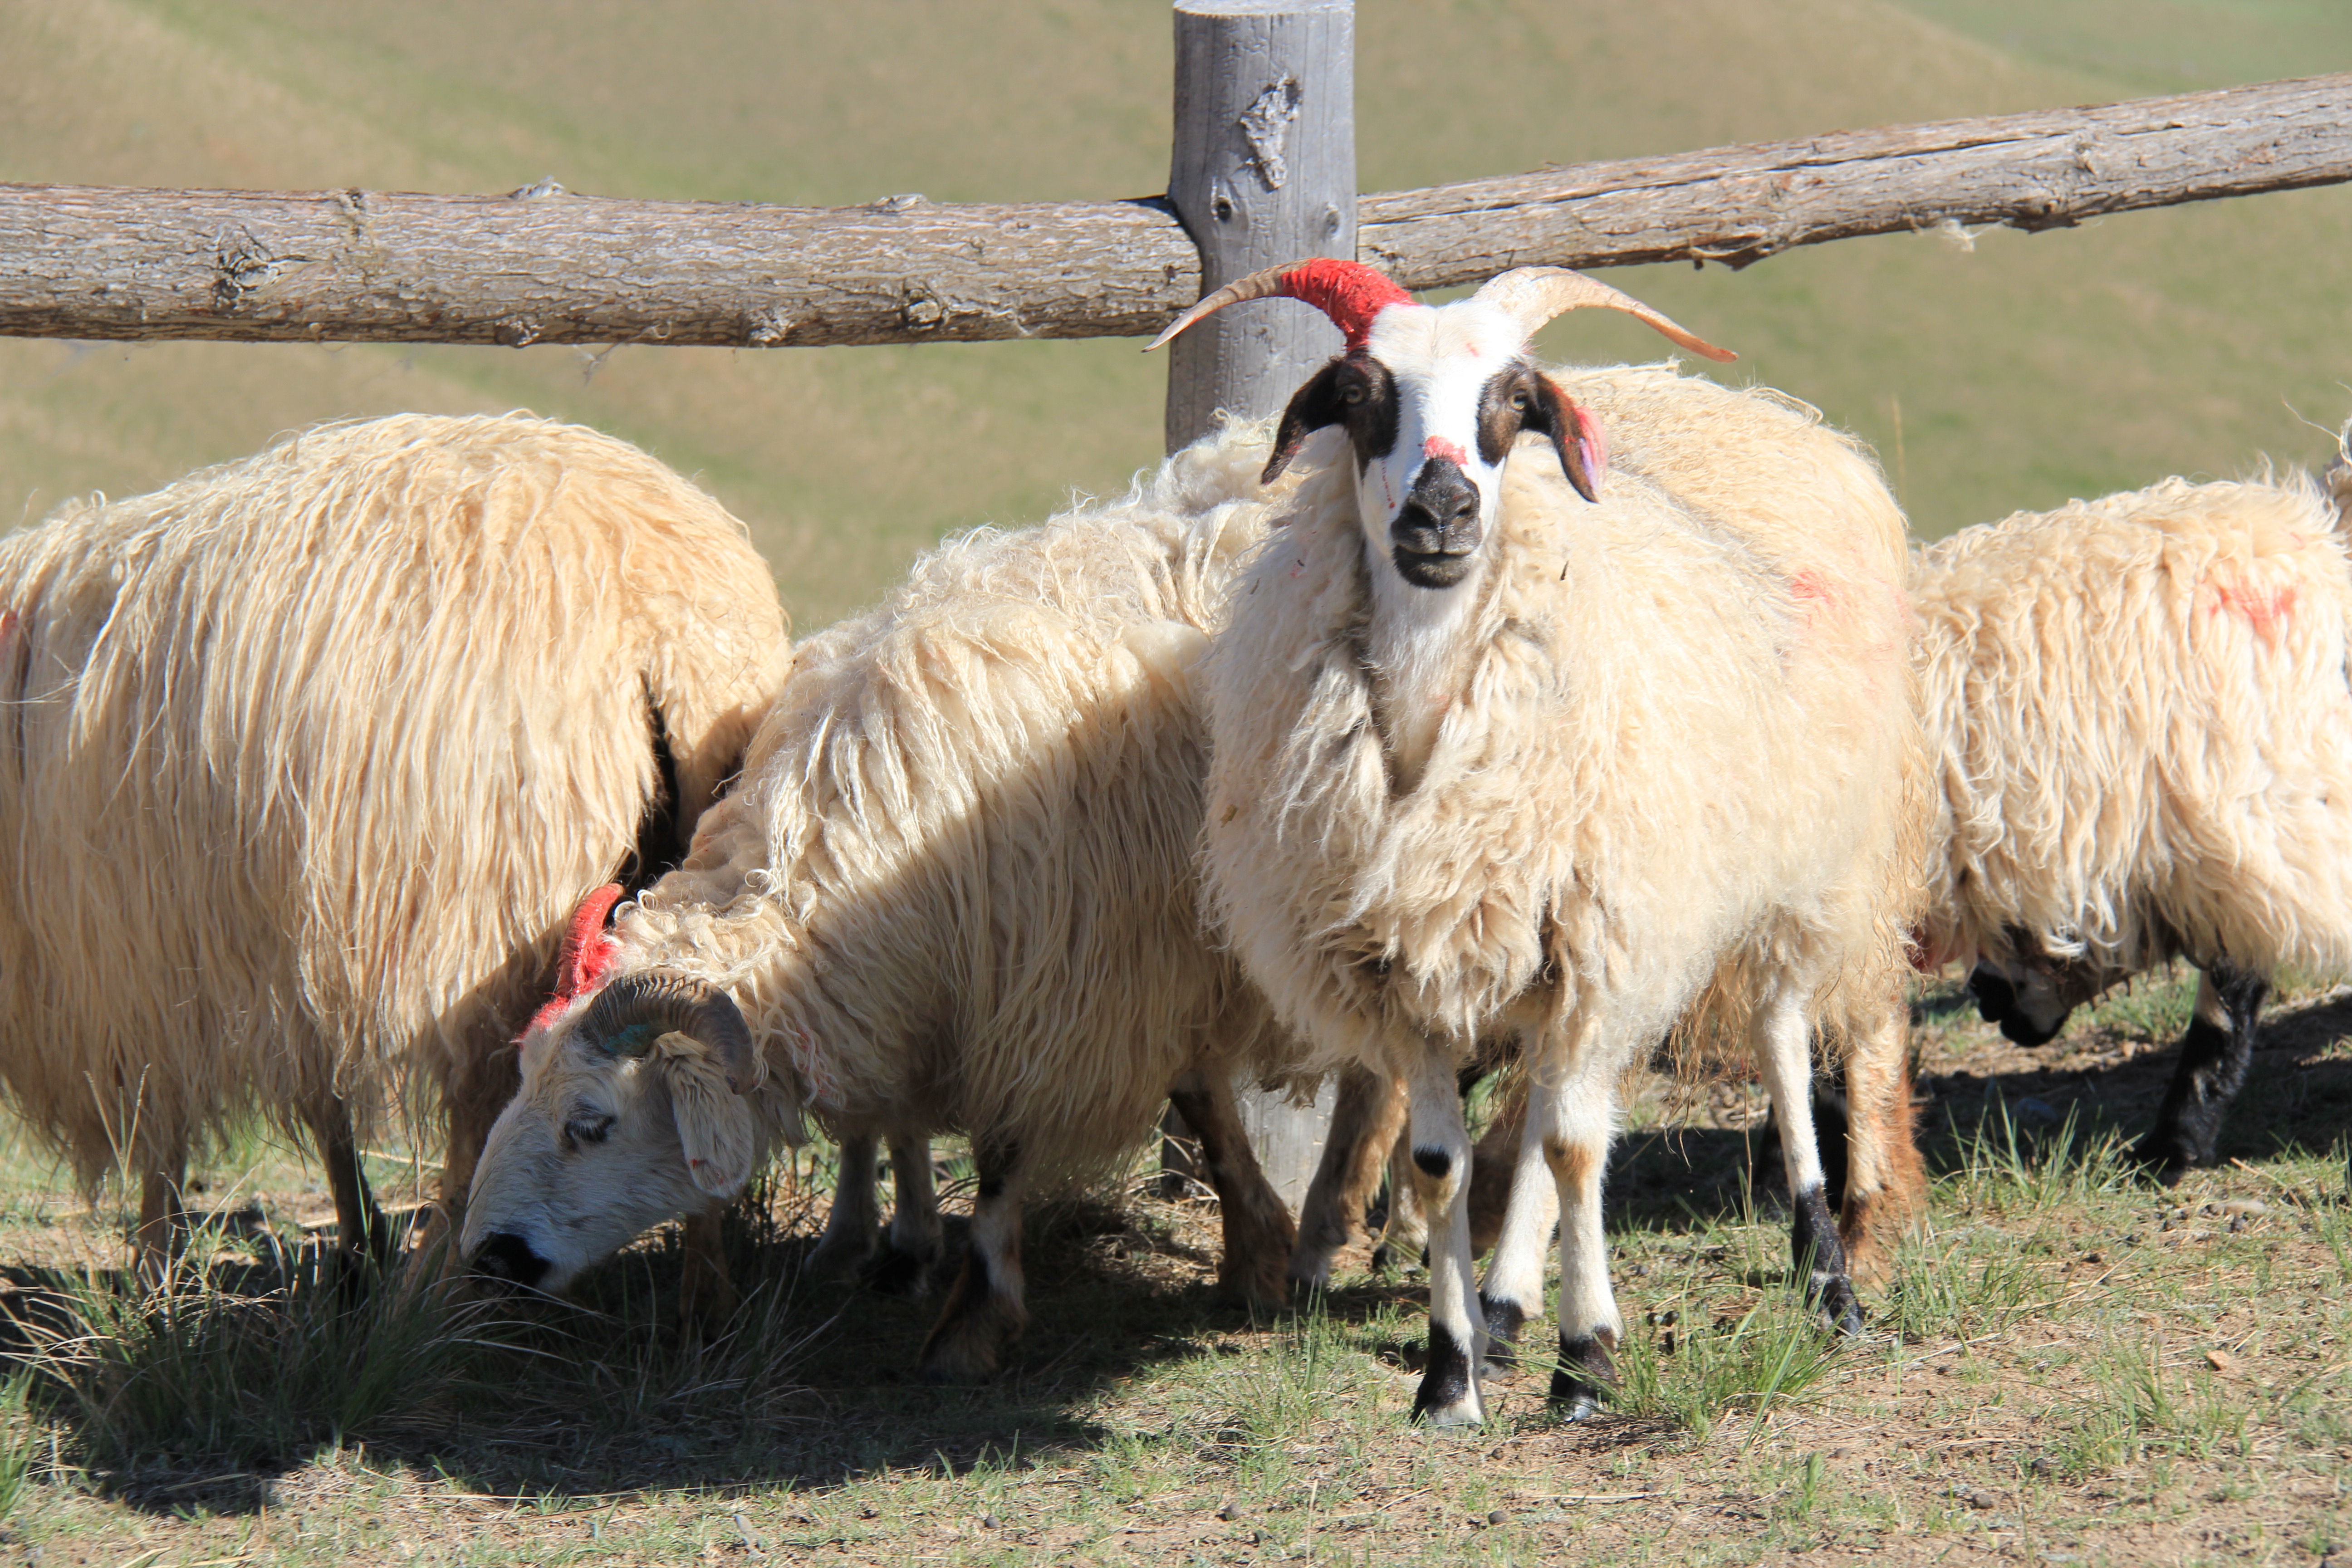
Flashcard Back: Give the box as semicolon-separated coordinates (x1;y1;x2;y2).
1359;72;2352;285
0;182;1195;348
0;73;2346;348
1161;0;1353;1205
1162;0;1355;451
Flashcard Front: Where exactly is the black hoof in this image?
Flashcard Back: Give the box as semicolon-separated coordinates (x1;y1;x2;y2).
1478;1294;1525;1376
1549;1333;1615;1418
863;1246;933;1297
1817;1275;1863;1337
1413;1322;1479;1425
2127;1137;2197;1185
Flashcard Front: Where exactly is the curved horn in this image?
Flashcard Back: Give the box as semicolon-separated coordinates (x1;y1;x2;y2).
581;971;760;1094
1471;267;1736;363
1147;257;1416;353
554;884;624;996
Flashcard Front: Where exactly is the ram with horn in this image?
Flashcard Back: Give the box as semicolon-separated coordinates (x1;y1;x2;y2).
1166;260;1933;1424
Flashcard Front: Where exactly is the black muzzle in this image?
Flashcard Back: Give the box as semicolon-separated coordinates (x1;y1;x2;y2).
1391;458;1481;588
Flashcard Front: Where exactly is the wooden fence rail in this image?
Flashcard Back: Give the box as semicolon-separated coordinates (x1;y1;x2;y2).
1;72;2346;352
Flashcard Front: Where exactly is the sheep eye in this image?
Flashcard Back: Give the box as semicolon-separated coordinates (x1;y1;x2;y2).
1509;389;1531;412
1342;385;1366;406
564;1113;616;1149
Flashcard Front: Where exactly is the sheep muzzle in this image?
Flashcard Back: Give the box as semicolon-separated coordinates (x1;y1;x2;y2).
1390;458;1482;588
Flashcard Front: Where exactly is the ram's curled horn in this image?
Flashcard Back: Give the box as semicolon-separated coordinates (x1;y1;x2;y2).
1471;267;1737;363
1146;257;1417;353
581;972;760;1094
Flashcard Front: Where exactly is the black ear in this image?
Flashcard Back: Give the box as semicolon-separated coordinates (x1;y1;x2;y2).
1262;358;1352;484
1519;374;1605;504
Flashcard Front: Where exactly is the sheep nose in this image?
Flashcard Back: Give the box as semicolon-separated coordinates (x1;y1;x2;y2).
470;1231;553;1292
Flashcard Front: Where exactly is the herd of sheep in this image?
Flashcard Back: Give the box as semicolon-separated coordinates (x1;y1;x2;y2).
1;259;2344;1428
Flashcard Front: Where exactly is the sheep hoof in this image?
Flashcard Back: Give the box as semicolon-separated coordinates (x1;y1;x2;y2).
2126;1136;2198;1186
1815;1276;1863;1338
862;1245;934;1298
1556;1388;1604;1424
1478;1293;1525;1377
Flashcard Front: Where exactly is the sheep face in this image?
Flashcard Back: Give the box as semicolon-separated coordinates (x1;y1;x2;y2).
1965;954;2116;1048
1271;299;1590;593
461;976;762;1297
1148;261;1730;596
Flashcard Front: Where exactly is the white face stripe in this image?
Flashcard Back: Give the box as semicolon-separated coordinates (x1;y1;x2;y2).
1358;300;1533;546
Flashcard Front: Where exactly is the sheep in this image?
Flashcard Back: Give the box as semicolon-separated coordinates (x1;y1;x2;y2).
1914;455;2352;1177
0;412;788;1272
1158;260;1930;1425
457;425;1308;1380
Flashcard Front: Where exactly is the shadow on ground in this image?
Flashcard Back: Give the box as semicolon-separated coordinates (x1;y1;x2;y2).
6;978;2343;1514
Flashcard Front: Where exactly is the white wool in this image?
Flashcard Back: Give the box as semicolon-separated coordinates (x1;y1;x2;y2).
0;412;789;1200
1915;473;2352;982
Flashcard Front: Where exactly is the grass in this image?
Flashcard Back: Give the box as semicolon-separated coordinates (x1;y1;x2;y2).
0;971;2337;1562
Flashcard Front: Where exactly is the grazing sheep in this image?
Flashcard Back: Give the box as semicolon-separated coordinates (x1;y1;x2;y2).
458;427;1305;1380
1160;260;1929;1425
0;413;787;1270
1916;456;2352;1177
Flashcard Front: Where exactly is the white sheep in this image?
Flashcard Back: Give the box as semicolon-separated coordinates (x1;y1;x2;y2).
0;412;788;1271
457;426;1308;1378
1159;260;1929;1425
1916;456;2352;1176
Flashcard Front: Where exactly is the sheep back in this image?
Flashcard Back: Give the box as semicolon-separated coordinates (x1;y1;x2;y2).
1916;475;2352;979
0;412;787;1189
616;423;1296;1183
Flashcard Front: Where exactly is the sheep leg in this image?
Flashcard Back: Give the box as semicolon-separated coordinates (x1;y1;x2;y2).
134;1142;188;1285
2133;963;2270;1180
867;1137;942;1296
677;1200;739;1335
1540;1044;1625;1421
1371;1132;1427;1274
1473;1071;1556;1376
1466;1068;1529;1260
304;1098;392;1264
1837;995;1926;1285
805;1133;882;1283
1168;1070;1295;1307
1404;1047;1485;1426
1753;985;1861;1334
1286;1066;1402;1289
918;1141;1028;1383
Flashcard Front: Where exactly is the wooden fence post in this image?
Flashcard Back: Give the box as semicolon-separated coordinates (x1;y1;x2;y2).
1164;0;1356;452
1159;0;1353;1213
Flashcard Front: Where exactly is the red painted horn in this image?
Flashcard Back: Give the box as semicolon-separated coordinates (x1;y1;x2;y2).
1147;258;1416;353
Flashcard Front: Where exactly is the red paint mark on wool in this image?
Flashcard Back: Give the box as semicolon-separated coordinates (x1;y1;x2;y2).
1423;436;1470;466
520;883;625;1041
1277;258;1415;349
2211;579;2298;647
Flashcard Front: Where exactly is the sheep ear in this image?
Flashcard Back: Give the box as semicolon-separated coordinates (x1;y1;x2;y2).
1522;376;1605;503
662;1035;759;1198
1262;358;1352;484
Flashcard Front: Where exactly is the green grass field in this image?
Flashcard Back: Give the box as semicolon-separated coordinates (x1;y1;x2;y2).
0;974;2340;1564
5;0;2351;626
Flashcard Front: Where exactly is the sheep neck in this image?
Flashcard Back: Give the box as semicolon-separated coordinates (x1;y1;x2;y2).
1357;544;1487;795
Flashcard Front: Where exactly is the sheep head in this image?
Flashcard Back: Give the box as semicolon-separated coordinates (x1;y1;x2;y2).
1150;260;1732;592
463;966;764;1298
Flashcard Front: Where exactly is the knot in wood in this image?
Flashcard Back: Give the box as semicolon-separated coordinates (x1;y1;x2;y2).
743;306;794;348
1239;75;1304;191
871;193;928;214
495;316;543;348
509;177;567;200
902;293;946;328
211;228;284;312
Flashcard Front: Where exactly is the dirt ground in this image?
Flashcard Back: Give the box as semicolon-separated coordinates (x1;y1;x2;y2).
0;967;2342;1566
